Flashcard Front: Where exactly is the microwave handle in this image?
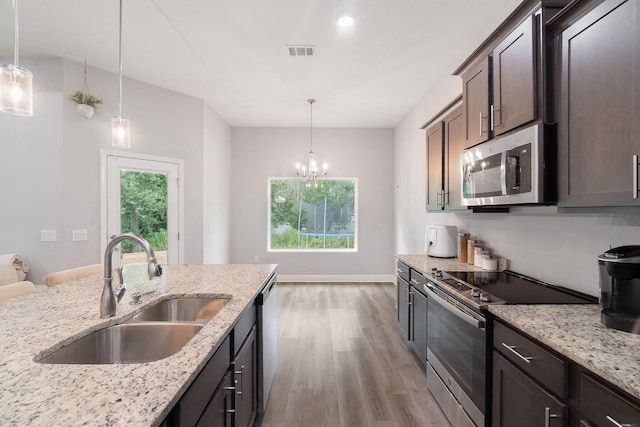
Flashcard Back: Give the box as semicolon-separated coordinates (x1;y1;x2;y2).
504;150;519;195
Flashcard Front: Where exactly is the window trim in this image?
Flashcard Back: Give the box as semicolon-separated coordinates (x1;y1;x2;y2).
267;177;358;253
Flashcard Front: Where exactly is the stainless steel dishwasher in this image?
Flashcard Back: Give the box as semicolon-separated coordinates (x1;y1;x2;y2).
256;274;277;413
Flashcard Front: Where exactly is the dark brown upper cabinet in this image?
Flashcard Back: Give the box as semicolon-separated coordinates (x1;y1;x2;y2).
492;15;537;137
426;100;468;212
462;57;491;148
551;0;640;207
456;1;565;149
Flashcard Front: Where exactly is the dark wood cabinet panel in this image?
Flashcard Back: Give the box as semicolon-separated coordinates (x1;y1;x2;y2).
463;56;491;148
409;286;427;366
397;276;410;339
492;14;537;136
557;0;640;206
494;321;567;399
426;121;445;211
233;326;257;427
443;104;466;210
579;373;640;427
493;352;568;427
197;374;234;427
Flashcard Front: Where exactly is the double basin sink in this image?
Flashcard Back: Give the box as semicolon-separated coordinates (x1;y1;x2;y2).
38;297;229;365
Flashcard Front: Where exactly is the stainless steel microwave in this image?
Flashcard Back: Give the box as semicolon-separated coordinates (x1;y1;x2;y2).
461;124;556;206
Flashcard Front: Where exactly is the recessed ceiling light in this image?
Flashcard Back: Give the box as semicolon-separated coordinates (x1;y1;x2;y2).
337;13;356;28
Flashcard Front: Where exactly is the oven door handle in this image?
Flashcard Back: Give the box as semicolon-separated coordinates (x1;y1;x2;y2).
425;284;485;330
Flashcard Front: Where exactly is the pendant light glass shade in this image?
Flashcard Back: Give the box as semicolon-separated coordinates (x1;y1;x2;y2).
111;116;130;148
111;0;130;148
0;0;33;117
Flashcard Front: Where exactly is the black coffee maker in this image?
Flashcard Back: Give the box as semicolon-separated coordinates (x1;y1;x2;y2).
598;245;640;333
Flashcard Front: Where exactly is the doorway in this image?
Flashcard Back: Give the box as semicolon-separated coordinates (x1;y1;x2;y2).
101;151;184;267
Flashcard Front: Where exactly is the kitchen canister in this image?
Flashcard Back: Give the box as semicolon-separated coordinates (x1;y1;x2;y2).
467;239;476;265
483;254;498;270
474;247;485;267
498;258;509;272
457;233;469;263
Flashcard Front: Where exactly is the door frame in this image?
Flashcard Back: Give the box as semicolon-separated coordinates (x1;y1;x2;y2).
100;149;185;264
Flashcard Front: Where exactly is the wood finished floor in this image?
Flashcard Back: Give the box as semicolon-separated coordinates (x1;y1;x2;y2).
260;283;448;427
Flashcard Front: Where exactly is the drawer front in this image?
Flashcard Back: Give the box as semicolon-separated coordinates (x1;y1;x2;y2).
494;321;567;398
396;261;410;283
177;335;231;427
234;304;256;355
580;374;640;427
409;269;428;287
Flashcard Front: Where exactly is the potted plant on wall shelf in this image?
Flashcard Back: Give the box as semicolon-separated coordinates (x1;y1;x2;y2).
68;61;103;119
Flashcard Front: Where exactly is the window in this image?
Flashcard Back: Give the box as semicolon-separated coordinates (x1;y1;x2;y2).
268;178;357;251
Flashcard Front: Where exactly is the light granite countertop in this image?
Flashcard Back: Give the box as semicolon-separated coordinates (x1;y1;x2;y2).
489;304;640;401
0;263;277;427
397;254;640;402
396;253;490;274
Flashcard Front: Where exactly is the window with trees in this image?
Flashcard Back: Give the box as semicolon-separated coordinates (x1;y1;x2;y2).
269;178;357;251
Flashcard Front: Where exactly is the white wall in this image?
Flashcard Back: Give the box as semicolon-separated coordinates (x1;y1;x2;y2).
0;57;231;282
203;105;231;263
230;127;395;281
394;77;640;297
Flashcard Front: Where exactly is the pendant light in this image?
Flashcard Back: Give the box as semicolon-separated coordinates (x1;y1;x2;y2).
111;0;130;148
295;99;328;182
0;0;33;116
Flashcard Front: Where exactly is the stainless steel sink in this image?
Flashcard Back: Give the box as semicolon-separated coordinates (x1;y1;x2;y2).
37;323;203;364
133;297;229;323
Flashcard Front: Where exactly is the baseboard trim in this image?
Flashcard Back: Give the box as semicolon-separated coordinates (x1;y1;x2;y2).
277;274;395;283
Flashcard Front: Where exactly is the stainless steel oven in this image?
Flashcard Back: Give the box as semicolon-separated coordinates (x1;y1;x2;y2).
425;280;487;427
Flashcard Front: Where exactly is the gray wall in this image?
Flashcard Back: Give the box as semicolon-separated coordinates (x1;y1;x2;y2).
0;57;231;283
230;127;395;280
394;76;640;297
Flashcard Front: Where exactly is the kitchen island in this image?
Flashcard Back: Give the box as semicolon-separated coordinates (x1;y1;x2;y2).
0;263;277;426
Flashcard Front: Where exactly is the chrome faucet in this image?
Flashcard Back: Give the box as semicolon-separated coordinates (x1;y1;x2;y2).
101;233;163;318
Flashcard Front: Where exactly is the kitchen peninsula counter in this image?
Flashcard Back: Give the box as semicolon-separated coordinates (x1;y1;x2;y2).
489;304;640;402
0;263;277;426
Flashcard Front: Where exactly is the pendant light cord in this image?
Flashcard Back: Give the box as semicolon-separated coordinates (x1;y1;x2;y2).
308;98;315;153
118;0;123;117
13;0;19;66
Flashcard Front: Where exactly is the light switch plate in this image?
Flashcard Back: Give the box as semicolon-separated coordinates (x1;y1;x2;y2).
41;229;57;242
72;229;88;241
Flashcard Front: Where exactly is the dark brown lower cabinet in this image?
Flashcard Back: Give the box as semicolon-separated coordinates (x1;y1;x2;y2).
408;286;427;366
197;373;235;427
233;326;257;427
578;373;640;427
492;352;567;427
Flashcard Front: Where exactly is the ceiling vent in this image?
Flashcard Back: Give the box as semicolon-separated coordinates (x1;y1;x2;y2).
287;45;316;57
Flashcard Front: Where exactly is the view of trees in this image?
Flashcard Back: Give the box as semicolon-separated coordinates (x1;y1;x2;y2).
270;178;356;250
120;170;168;253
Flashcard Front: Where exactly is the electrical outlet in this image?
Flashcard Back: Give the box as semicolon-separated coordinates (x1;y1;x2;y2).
72;229;88;241
254;256;260;263
41;229;57;242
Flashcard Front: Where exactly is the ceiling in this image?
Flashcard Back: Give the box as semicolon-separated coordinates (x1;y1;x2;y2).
0;0;523;128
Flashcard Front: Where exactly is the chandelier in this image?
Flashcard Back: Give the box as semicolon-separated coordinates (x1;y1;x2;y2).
0;0;33;116
295;99;328;182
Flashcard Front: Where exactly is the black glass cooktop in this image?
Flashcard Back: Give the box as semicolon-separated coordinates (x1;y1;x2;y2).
444;270;597;305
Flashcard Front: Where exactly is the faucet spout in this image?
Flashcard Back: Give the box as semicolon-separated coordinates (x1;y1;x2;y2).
101;232;163;319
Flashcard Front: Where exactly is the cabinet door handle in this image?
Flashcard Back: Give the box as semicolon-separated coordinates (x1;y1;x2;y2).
501;342;533;364
491;104;500;131
235;365;245;400
606;415;633;427
410;279;421;286
436;191;442;208
479;112;489;136
633;155;639;199
223;381;237;425
443;191;449;206
544;407;559;427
